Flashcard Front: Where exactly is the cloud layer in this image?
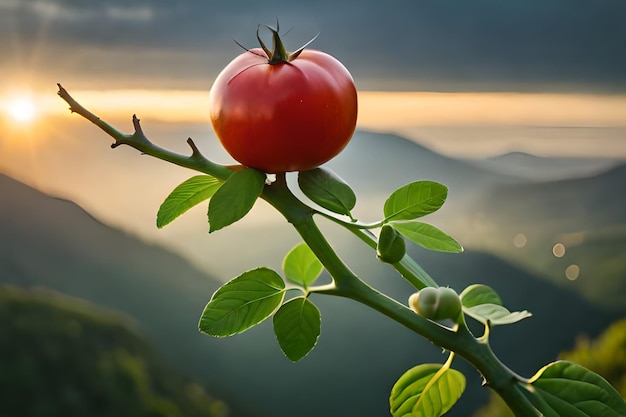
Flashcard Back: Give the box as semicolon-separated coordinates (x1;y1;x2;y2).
2;0;626;91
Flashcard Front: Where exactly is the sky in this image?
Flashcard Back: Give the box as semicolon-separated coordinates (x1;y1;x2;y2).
1;0;626;92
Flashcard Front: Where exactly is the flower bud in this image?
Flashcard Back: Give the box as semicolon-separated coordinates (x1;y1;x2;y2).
409;287;462;321
377;225;406;264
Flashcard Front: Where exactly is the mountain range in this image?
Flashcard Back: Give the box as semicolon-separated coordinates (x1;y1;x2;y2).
464;151;623;181
450;162;626;312
1;128;622;417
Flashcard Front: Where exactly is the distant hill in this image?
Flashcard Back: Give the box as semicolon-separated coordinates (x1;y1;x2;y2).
0;284;230;417
0;173;618;417
464;151;622;181
328;131;523;213
449;164;626;312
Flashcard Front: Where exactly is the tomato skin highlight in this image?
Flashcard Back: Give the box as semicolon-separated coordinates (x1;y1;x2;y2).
209;48;358;173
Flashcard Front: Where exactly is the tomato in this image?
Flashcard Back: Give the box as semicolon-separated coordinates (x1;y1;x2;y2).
209;27;358;173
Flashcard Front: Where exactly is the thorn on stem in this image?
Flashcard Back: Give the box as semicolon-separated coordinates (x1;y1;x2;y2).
132;114;145;136
187;138;202;158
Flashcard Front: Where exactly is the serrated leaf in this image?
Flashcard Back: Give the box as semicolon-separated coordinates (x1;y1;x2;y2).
282;242;324;288
460;284;503;308
464;303;532;326
383;181;448;222
392;222;463;253
525;361;626;417
208;168;265;233
198;267;285;337
273;297;321;362
298;168;356;218
157;175;223;228
390;363;466;417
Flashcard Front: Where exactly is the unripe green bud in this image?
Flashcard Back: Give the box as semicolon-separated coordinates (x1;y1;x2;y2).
377;225;406;264
408;287;462;321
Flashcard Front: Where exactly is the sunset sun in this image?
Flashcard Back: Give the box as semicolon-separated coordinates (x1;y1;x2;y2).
7;96;37;123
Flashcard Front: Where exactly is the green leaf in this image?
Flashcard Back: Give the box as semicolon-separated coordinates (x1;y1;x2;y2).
383;181;448;222
157;175;223;228
463;303;532;326
273;297;321;362
460;284;503;308
208;168;265;232
282;243;324;288
525;361;626;417
198;267;285;337
298;168;357;218
392;222;463;253
390;363;466;417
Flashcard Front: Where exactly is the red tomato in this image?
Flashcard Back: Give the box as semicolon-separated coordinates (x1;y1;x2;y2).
209;30;358;173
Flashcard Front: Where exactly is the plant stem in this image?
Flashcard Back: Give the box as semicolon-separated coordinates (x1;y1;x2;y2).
57;84;233;181
343;224;438;289
58;86;539;417
263;175;538;416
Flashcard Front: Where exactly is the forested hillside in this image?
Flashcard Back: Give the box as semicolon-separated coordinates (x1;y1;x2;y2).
0;285;234;417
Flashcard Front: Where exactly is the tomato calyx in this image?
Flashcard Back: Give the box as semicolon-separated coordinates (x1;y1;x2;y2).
255;24;319;65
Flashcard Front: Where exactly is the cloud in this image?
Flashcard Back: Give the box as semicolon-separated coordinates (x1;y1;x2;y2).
1;0;626;92
104;5;155;22
0;0;157;22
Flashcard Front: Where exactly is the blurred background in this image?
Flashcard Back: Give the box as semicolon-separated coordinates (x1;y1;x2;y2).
1;1;625;416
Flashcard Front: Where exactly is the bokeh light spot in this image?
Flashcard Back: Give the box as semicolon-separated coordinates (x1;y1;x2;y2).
513;233;527;248
565;264;580;281
552;243;566;258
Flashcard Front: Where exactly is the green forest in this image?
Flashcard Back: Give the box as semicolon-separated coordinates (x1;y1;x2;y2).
0;285;231;417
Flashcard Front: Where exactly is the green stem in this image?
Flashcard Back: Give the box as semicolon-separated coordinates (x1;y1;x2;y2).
316;210;436;289
58;87;539;417
263;175;537;417
343;224;437;289
57;84;233;180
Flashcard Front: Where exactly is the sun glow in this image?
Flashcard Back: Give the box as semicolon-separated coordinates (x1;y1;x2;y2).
2;88;625;158
4;95;38;124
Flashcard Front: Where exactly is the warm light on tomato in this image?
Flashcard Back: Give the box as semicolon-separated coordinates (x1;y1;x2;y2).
209;27;358;173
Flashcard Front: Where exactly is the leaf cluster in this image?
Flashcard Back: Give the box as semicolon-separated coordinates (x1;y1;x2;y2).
197;242;323;362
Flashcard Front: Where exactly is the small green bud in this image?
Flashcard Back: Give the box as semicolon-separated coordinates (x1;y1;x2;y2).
377;225;406;264
409;287;462;321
